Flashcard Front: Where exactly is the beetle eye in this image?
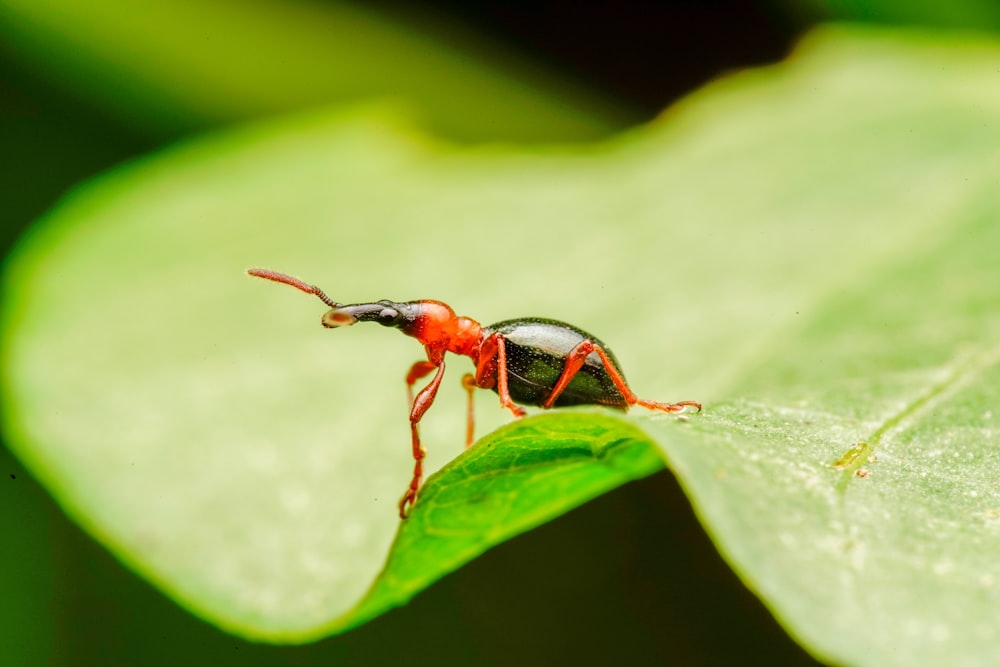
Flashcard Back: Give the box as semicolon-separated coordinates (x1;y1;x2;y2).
377;308;399;326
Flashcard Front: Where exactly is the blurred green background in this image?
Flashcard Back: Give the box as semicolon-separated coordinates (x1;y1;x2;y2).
2;1;996;664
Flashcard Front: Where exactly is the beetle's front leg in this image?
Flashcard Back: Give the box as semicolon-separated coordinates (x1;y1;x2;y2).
405;360;438;408
399;360;447;518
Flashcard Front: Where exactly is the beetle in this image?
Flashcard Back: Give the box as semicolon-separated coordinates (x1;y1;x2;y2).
248;268;700;518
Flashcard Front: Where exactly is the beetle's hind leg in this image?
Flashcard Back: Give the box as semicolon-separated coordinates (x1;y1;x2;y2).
542;340;701;413
635;398;702;413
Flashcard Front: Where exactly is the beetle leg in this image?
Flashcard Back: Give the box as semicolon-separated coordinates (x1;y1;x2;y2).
405;360;438;408
461;373;477;447
635;397;702;413
473;333;499;390
399;360;447;518
493;335;527;419
543;341;702;414
541;340;593;409
592;343;701;412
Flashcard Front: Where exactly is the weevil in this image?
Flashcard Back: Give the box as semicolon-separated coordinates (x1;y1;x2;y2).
248;269;700;517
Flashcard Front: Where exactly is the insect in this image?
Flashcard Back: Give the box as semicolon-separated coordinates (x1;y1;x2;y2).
248;268;701;518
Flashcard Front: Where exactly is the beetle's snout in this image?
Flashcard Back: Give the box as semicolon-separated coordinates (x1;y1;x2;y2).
322;309;357;328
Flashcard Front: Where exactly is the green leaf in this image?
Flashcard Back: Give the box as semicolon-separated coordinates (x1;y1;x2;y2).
644;211;1000;666
344;412;668;632
3;25;1000;665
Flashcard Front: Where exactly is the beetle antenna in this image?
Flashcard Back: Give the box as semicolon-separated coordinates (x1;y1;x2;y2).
247;268;342;308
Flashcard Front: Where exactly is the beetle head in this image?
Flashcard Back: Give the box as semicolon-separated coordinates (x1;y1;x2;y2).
322;301;420;333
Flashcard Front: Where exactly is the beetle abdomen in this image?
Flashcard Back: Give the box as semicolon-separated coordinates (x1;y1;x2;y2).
483;318;628;409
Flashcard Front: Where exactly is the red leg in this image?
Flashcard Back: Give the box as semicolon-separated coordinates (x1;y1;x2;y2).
406;360;438;408
471;333;526;419
399;360;447;518
543;340;702;414
461;373;477;448
492;335;526;418
540;341;591;409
